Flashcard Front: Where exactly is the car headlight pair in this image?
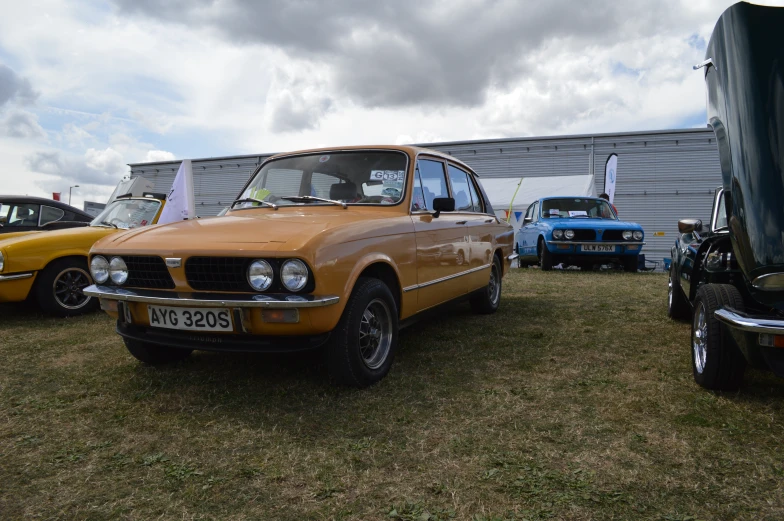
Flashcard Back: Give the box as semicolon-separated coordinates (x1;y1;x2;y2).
248;258;308;292
553;229;575;240
90;255;128;285
622;230;644;241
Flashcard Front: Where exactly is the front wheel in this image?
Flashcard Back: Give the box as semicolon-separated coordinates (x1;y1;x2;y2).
35;258;98;317
327;277;399;387
538;239;553;271
123;337;193;365
668;265;690;320
470;255;502;314
691;284;746;390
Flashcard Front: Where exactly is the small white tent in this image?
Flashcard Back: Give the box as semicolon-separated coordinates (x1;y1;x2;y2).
479;174;596;234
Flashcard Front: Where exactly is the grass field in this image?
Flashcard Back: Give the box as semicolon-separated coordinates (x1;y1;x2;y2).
2;269;784;520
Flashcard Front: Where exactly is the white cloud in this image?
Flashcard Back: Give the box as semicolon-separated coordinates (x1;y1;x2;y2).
144;149;175;162
0;109;46;139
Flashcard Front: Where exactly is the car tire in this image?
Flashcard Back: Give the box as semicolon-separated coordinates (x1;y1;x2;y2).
668;265;690;320
123;337;193;365
691;284;746;391
623;255;638;273
327;277;399;388
35;257;99;317
470;255;502;314
538;238;553;271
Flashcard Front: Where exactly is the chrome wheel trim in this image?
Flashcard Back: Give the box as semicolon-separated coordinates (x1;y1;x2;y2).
358;298;393;370
668;271;674;309
53;267;92;310
488;262;500;305
693;301;708;374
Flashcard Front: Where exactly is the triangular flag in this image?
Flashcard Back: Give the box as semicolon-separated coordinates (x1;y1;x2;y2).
157;159;196;224
514;211;523;221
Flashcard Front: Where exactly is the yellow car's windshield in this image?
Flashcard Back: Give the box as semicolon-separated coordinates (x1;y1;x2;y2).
91;199;161;229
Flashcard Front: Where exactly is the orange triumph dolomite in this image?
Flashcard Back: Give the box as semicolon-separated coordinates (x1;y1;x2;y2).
85;146;517;387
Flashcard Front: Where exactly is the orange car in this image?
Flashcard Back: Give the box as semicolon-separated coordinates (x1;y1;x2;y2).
85;146;517;387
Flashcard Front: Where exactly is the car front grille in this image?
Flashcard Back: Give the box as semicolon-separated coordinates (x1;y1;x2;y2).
601;230;624;241
124;256;175;289
572;229;596;241
185;257;253;292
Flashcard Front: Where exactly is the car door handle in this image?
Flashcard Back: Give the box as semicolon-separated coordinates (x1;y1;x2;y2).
484;219;494;223
455;221;467;225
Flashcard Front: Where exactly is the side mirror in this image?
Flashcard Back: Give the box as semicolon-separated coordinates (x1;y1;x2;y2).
678;218;703;234
432;197;455;218
523;216;532;224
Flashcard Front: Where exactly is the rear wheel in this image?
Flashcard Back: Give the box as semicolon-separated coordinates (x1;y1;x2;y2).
691;284;746;390
623;255;639;273
668;265;690;319
538;238;553;271
470;255;502;314
35;258;98;317
327;277;399;387
123;337;193;365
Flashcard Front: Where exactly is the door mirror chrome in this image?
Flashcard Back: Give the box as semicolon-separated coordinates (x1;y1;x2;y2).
431;197;455;218
523;216;533;224
693;58;715;71
678;218;703;234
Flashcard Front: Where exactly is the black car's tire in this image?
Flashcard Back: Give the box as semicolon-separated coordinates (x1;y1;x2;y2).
327;277;399;388
691;284;746;391
35;257;98;317
470;255;502;314
668;265;690;320
538;238;553;271
622;255;639;273
123;337;193;365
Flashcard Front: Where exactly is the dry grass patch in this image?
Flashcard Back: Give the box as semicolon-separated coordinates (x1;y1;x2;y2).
2;270;784;520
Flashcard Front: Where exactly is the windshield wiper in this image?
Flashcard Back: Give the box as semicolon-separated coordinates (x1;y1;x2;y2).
278;195;347;209
231;198;278;210
99;221;118;228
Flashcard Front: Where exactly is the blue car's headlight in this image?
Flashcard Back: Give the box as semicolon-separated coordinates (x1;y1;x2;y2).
564;229;575;240
633;230;643;241
622;230;633;240
553;229;564;239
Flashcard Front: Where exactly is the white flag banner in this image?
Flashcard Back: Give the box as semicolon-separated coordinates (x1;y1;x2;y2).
157;159;196;225
604;153;618;204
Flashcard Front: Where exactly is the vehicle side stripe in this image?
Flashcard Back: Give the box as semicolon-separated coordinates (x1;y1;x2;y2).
403;263;492;293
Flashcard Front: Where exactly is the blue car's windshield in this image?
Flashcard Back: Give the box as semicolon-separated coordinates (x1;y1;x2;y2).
541;198;617;220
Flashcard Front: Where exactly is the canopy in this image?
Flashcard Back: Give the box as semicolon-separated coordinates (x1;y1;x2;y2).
479;174;596;233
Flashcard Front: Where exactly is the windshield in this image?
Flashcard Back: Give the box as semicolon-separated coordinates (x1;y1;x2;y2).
235;151;408;209
90;199;161;229
541;198;617;220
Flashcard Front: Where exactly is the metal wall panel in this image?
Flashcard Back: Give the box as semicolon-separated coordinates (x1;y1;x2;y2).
128;128;720;269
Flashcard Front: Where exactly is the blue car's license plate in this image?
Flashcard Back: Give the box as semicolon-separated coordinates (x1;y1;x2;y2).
581;244;615;252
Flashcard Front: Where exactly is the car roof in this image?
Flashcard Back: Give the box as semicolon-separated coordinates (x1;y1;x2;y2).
266;145;479;176
540;196;603;201
0;195;93;218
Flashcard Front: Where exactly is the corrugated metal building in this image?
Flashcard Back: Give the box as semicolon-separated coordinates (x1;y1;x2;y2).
129;127;721;269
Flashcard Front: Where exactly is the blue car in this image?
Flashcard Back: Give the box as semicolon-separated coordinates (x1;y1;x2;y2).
516;196;645;272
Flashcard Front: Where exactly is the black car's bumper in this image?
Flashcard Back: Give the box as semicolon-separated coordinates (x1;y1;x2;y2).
716;308;784;377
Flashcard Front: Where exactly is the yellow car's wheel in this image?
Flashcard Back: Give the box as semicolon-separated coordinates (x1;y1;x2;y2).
35;258;98;317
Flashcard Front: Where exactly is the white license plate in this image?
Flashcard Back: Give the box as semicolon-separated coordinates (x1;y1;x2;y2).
581;244;615;252
147;305;233;332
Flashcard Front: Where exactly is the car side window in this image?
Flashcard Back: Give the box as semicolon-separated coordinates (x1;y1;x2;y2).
40;205;65;225
531;201;539;223
524;203;534;221
466;174;484;213
6;203;39;226
447;165;474;211
715;192;728;230
411;167;427;211
416;159;448;210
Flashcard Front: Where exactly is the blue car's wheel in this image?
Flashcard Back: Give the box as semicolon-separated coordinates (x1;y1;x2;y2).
538;238;553;271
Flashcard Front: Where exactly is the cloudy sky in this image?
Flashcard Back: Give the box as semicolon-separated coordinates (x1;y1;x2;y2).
1;0;782;209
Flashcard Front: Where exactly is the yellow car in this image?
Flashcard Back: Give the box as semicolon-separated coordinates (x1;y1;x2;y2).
0;194;166;316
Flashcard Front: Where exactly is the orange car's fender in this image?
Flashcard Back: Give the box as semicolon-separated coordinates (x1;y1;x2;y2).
341;252;413;316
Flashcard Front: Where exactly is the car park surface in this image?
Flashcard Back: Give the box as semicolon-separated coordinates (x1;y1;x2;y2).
85;145;516;387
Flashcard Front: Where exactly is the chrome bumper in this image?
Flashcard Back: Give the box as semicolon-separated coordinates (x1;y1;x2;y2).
0;272;34;282
507;253;519;261
83;284;340;309
546;241;646;246
715;308;784;335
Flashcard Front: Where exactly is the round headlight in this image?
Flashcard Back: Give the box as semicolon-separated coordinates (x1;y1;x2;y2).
564;229;575;240
553;229;564;239
633;230;643;241
90;256;109;284
622;230;633;240
248;260;274;291
109;256;128;285
281;259;308;292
